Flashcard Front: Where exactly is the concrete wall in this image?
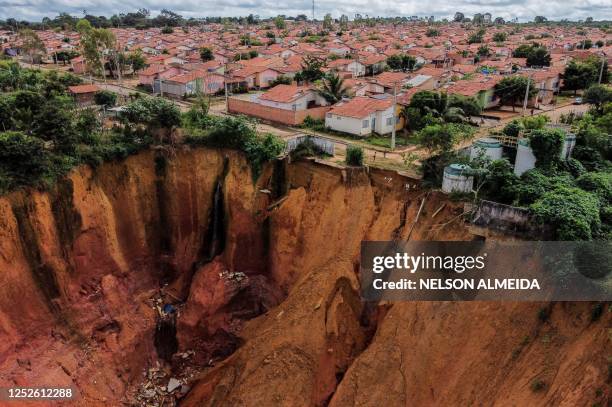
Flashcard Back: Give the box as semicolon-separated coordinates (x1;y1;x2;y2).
228;98;330;125
470;200;547;238
257;93;327;111
286;135;335;155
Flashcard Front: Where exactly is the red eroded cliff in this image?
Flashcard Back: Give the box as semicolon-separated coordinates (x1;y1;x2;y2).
0;148;608;406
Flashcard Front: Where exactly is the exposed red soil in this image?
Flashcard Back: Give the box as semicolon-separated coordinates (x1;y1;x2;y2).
0;148;608;406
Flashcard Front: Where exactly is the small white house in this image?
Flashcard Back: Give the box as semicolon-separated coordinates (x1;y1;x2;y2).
327;59;366;78
325;96;396;137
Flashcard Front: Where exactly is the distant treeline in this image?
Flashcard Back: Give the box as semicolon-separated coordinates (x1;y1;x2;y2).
0;10;311;31
0;10;611;32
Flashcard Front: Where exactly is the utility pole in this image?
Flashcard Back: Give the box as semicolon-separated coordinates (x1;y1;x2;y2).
312;0;315;23
598;54;606;84
224;79;229;113
522;74;532;116
391;82;397;150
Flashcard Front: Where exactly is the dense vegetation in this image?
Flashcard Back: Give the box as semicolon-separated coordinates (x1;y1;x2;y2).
0;63;285;193
470;103;611;240
181;99;285;179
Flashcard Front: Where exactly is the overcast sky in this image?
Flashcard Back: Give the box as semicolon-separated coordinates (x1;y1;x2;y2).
1;0;611;22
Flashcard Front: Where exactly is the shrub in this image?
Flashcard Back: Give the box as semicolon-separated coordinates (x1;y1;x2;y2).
0;131;50;191
346;145;364;166
528;128;565;169
479;159;519;204
503;120;522;138
576;172;612;203
185;115;285;180
290;138;326;160
94;90;117;107
530;186;601;240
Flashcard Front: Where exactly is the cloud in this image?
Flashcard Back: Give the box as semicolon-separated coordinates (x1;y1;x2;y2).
0;0;610;22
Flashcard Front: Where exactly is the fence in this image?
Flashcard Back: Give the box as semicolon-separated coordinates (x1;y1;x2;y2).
286;135;335;156
228;98;330;126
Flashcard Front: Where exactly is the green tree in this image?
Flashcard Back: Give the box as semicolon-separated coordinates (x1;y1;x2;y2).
584;84;612;113
33;97;79;154
298;55;325;83
528;128;565;169
526;47;551;67
416;124;455;154
531;186;601;240
562;58;606;95
478;159;519;204
409;91;480;123
0;131;50;189
199;47;214;62
274;16;286;29
426;28;439;37
503;120;522;138
94;90;117;107
127;52;147;73
121;97;181;143
512;44;534;58
477;45;491;57
323;14;333;30
317;72;349;104
492;32;507;43
386;54;416;72
79;27;116;81
346;145;364;166
577;172;612;203
19;29;46;63
468;28;486;44
494;76;537;112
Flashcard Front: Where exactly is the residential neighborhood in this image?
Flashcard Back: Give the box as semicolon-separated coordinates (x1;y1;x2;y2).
1;14;609;142
0;7;611;407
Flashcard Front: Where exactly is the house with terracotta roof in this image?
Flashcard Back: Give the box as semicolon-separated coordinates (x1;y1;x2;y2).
445;75;503;109
139;64;186;87
231;65;283;89
326;59;366;78
370;71;411;92
325;96;399;136
156;70;226;97
68;84;101;106
227;84;330;126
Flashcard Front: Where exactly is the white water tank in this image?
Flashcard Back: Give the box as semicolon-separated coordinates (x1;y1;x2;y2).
514;138;537;176
561;133;576;160
442;164;473;193
470;137;503;161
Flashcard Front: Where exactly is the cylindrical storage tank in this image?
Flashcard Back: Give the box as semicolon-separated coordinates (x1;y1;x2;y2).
514;138;537;176
470;137;503;161
442;164;473;194
561;133;576;160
